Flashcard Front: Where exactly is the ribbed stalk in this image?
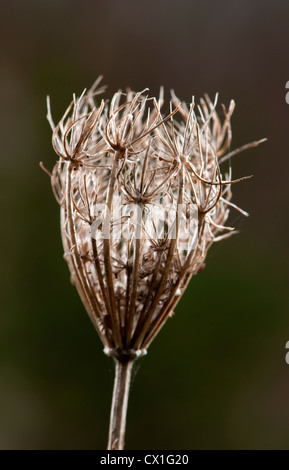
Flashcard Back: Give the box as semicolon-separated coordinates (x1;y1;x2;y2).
107;359;134;450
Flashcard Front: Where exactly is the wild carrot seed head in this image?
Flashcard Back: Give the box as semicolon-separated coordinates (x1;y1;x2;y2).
45;77;264;360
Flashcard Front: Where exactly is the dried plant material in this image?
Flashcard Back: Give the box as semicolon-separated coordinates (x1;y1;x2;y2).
43;77;264;449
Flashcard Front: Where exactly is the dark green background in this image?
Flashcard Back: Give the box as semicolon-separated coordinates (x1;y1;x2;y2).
1;0;289;449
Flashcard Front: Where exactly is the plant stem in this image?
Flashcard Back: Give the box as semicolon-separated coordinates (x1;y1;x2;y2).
107;358;134;450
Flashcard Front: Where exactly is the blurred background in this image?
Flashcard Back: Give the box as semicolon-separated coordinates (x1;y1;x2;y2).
0;0;289;449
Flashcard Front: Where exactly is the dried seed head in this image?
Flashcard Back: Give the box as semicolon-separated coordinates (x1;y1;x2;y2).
45;77;265;360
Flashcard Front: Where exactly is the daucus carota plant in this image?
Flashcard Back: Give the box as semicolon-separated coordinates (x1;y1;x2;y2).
42;77;265;450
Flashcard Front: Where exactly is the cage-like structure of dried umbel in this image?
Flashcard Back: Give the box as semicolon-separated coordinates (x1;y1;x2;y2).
45;78;264;449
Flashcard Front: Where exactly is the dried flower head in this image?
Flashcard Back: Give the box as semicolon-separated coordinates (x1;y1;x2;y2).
43;80;261;355
43;77;265;449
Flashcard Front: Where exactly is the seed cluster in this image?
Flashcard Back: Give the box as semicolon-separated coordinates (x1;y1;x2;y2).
46;78;261;360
